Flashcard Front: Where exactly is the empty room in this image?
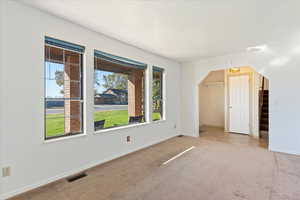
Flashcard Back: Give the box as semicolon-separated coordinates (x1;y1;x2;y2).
1;0;300;200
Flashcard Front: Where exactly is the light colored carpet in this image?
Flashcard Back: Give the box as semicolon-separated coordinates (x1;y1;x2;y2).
9;127;300;200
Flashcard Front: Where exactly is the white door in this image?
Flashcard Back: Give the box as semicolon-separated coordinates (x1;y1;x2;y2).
229;75;250;134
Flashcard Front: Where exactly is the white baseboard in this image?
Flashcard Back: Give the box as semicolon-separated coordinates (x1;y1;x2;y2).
269;147;300;156
1;134;177;200
181;133;198;137
181;129;198;137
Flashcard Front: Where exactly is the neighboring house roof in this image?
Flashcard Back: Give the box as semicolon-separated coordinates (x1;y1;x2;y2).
96;94;116;99
104;88;127;95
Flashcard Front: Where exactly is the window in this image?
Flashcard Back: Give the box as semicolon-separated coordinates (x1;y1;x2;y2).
94;50;147;131
152;66;164;121
44;37;84;139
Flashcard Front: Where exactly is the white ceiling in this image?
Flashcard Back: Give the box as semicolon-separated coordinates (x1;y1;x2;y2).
16;0;300;62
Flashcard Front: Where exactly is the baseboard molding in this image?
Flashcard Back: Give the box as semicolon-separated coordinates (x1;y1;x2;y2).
181;129;198;137
269;147;300;156
182;132;199;137
1;134;178;200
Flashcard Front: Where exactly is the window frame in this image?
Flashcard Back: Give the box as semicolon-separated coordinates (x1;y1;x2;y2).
44;37;85;140
93;50;148;132
152;66;165;122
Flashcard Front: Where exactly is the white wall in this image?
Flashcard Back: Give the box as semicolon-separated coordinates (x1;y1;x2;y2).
0;0;5;197
181;37;300;155
198;70;224;128
0;1;181;199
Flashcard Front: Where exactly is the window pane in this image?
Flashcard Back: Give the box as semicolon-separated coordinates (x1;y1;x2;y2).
45;101;65;138
45;46;64;64
64;50;80;65
45;42;83;139
64;50;82;100
152;70;163;121
64;80;81;99
94;57;145;131
64;101;82;133
45;62;64;99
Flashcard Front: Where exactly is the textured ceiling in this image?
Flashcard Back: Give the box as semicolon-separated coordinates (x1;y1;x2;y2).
16;0;300;62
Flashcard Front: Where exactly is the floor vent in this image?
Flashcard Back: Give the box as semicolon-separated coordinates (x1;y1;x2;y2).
67;172;87;182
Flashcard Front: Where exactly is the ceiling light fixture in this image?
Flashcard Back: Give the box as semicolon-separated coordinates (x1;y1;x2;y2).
229;67;240;73
228;60;240;73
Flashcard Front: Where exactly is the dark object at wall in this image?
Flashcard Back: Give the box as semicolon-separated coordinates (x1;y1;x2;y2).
94;120;105;131
129;115;144;124
66;172;87;182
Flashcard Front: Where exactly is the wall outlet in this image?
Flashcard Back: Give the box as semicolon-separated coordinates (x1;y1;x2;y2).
126;136;131;142
2;167;11;177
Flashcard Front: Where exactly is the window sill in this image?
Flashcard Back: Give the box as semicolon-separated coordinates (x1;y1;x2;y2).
43;120;168;143
94;122;150;135
94;120;167;135
151;119;166;124
44;133;87;144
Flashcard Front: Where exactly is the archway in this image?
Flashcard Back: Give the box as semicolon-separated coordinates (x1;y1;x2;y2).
198;66;269;146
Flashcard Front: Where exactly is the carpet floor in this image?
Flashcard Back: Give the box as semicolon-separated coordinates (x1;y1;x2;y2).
9;126;300;200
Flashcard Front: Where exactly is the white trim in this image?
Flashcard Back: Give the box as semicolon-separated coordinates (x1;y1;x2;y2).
82;45;88;140
151;65;166;122
1;134;177;200
94;120;167;135
44;133;87;144
162;69;167;121
269;148;300;156
224;70;229;131
151;119;167;124
182;131;199;137
194;84;200;137
94;122;150;134
145;65;151;123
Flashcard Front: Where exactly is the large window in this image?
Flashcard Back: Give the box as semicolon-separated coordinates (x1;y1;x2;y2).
152;66;164;121
94;50;147;131
44;37;84;139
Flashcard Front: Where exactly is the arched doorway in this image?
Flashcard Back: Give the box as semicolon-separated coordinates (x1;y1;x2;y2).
198;66;269;147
